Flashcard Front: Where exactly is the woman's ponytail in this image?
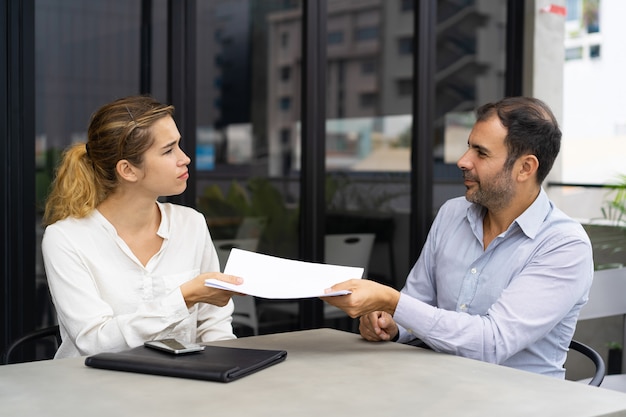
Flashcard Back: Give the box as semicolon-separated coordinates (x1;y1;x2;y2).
42;143;102;226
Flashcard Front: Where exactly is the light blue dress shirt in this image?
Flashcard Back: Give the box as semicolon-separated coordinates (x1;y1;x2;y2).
393;189;593;378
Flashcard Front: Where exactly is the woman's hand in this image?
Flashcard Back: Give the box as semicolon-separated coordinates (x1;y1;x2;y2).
180;272;243;308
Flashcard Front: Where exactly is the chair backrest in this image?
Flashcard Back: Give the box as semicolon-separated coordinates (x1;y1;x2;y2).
569;339;606;387
2;325;61;365
324;233;375;277
235;217;268;240
578;266;626;321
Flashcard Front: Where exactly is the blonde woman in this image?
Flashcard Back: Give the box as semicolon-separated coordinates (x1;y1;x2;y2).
42;95;242;358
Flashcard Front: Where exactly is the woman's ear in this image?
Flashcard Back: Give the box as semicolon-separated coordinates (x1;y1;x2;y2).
115;159;139;183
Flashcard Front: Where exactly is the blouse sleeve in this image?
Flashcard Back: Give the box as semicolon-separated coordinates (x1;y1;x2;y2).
195;229;236;342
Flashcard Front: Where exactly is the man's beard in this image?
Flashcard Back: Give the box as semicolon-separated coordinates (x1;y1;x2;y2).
464;167;515;211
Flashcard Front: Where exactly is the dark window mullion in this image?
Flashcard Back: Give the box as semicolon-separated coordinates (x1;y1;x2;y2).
1;0;36;358
410;0;436;266
166;0;196;208
298;0;327;329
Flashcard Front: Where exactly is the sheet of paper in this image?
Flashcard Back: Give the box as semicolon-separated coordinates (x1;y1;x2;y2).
204;248;363;299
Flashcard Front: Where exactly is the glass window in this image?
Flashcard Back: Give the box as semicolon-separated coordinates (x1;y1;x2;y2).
194;1;302;335
328;31;344;44
279;96;292;111
567;0;581;22
355;26;379;42
359;92;378;108
324;0;414;301
561;0;621;190
281;32;289;48
566;46;583;60
584;0;600;33
280;66;291;81
557;0;626;238
436;1;506;173
360;59;376;75
398;36;413;55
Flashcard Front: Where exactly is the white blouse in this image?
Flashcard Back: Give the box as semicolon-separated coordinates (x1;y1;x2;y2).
42;202;235;358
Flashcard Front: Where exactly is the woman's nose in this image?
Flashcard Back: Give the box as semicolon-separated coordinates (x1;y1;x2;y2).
179;149;191;166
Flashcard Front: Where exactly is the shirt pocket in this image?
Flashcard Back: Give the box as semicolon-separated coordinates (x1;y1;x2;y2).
155;269;200;295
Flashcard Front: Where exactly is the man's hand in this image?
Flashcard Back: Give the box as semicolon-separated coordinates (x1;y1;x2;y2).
359;311;398;341
320;279;400;319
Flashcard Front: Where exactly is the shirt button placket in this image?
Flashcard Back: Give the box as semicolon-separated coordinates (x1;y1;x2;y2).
142;271;152;301
459;267;479;312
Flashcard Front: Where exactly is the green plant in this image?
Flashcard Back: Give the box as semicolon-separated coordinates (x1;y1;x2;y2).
606;341;623;351
600;174;626;226
197;178;299;259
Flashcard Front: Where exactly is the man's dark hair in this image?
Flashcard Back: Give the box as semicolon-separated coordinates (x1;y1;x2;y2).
476;96;561;184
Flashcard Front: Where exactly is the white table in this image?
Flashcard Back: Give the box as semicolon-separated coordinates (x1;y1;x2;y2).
2;328;626;416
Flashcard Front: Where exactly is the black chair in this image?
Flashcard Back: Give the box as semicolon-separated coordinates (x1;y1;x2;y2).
2;324;61;365
569;339;606;387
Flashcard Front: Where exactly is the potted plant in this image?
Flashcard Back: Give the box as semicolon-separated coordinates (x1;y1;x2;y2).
607;341;623;375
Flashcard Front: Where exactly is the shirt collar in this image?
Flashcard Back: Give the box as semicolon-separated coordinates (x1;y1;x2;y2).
467;187;551;240
515;188;551;239
155;201;170;239
94;201;171;240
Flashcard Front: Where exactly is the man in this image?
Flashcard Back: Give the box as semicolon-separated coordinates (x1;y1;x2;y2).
323;96;593;378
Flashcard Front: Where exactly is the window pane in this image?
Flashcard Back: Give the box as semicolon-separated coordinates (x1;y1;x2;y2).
194;1;302;335
561;0;619;187
559;0;626;226
566;46;584;60
436;1;507;171
325;0;413;303
328;31;344;44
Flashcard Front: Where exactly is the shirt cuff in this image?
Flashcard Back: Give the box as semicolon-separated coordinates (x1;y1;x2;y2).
161;288;191;320
393;292;438;343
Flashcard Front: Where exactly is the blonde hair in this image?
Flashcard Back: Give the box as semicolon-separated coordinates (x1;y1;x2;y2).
43;95;174;226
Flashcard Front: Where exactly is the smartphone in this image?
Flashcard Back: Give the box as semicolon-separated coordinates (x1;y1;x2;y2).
144;338;205;355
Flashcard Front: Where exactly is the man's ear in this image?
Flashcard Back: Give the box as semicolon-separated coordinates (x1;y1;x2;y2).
517;154;539;182
116;159;139;183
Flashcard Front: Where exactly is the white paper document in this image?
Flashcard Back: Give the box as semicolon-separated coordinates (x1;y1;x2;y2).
204;248;363;299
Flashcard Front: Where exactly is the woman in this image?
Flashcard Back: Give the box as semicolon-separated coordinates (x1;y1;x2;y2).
42;95;242;358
